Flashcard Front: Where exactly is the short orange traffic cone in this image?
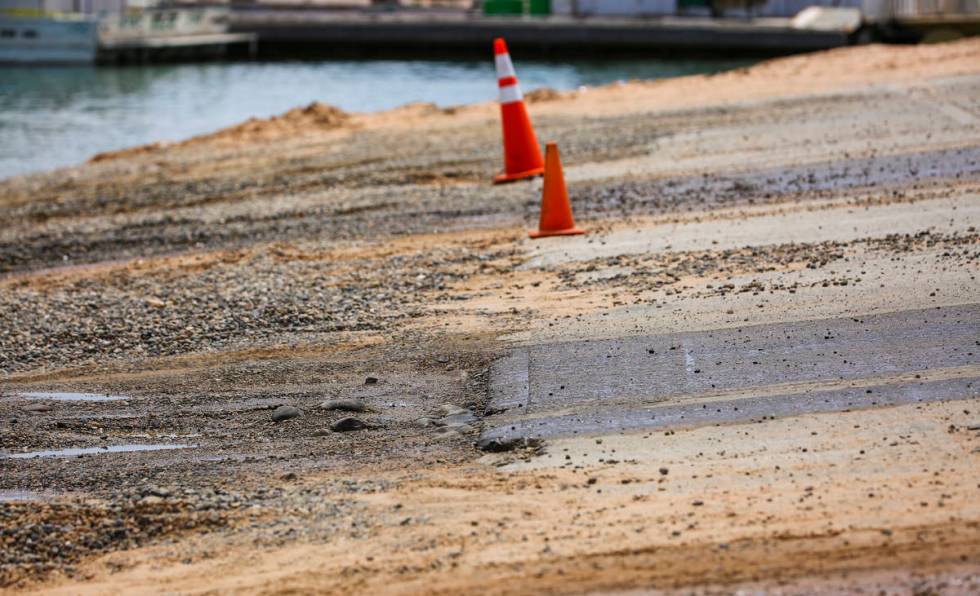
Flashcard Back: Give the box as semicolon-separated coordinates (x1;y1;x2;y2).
530;142;586;238
493;38;544;184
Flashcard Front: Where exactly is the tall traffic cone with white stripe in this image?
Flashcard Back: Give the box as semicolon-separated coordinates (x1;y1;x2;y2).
493;38;545;184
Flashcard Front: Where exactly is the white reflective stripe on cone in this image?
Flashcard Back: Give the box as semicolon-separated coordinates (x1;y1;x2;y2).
499;84;523;104
495;54;517;79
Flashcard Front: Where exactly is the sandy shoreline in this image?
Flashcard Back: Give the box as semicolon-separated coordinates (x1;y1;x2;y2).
1;39;979;593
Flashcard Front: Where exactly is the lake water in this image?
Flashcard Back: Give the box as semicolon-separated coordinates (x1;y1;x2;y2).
0;57;753;180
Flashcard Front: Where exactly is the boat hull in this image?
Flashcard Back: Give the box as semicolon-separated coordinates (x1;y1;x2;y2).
0;16;98;64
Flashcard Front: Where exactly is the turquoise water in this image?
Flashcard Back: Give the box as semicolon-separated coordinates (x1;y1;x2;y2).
0;57;753;179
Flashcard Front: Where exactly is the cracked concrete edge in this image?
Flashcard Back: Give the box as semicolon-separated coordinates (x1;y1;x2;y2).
484;348;529;416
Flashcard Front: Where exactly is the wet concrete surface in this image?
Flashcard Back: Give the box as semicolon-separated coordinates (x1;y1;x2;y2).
481;302;980;442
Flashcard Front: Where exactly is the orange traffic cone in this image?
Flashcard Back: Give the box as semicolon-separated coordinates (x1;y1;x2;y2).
493;38;544;184
530;142;586;238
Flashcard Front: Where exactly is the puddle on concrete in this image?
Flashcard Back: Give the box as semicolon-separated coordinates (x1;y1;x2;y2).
0;490;44;502
16;391;128;402
4;444;193;459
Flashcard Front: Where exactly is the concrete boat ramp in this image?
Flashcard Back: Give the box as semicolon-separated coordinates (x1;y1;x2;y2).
480;303;980;446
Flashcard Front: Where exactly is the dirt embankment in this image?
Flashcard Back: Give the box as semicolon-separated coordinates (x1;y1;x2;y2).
90;102;351;162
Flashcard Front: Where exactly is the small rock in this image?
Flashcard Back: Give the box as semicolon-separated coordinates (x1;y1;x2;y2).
320;399;368;412
434;429;463;441
331;417;369;432
439;411;478;426
23;403;52;412
659;467;669;476
272;405;301;422
281;472;297;481
311;429;331;437
436;404;467;417
436;355;450;364
364;376;379;385
477;436;518;452
439;422;476;435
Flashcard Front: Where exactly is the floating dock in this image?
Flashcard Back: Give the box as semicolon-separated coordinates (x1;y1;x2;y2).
232;10;855;56
98;31;257;63
97;7;257;64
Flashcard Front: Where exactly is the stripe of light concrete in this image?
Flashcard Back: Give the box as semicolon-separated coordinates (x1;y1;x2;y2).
524;190;979;269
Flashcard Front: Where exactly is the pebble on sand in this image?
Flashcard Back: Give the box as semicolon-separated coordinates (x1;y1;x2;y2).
23;403;53;413
320;399;368;413
439;422;476;435
438;411;478;426
331;417;369;432
272;405;302;422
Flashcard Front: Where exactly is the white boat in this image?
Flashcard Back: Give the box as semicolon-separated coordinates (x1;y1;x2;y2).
0;12;98;64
